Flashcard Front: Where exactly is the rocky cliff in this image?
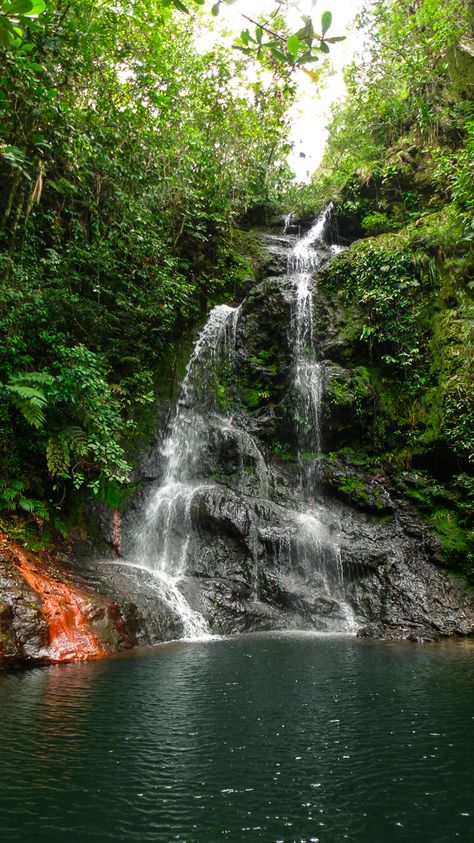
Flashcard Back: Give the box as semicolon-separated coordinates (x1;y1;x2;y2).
87;220;474;645
1;219;473;668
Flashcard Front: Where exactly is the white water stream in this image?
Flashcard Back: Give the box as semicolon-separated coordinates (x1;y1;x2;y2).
122;207;355;637
130;304;241;638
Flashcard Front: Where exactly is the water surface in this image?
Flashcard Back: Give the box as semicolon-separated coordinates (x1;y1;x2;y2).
0;634;473;842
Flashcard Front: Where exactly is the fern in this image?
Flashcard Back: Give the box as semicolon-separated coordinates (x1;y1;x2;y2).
12;372;54;386
18;496;37;513
46;435;71;476
7;395;46;428
0;372;51;429
0;479;25;491
5;384;47;405
0;479;47;519
65;426;89;457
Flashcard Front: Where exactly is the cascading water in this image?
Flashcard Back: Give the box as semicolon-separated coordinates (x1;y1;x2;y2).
120;205;355;638
128;304;242;638
289;204;333;491
287;205;355;630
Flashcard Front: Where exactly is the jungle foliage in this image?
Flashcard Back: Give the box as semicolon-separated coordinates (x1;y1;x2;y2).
290;0;474;578
0;0;296;528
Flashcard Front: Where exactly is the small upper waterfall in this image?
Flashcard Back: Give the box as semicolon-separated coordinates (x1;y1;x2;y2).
289;208;333;492
120;206;356;637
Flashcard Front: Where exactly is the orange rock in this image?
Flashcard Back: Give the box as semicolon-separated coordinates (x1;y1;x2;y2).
1;535;109;663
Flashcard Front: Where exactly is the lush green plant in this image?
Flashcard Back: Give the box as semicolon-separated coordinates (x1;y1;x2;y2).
0;371;52;428
0;0;299;526
324;243;427;374
287;0;473;219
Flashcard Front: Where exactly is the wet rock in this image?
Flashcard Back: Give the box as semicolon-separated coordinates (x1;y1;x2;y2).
356;625;442;642
66;222;474;650
0;538;131;668
255;233;295;275
71;560;185;646
0;551;48;664
321;453;394;515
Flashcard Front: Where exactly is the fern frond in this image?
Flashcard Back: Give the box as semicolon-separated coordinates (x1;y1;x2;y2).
0;479;25;492
5;384;47;406
0;487;19;501
47;435;71;476
0;382;48;428
9;397;46;428
18;496;36;513
64;426;89;456
11;372;54;386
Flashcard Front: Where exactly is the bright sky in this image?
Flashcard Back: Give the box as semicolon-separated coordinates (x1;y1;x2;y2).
199;0;367;181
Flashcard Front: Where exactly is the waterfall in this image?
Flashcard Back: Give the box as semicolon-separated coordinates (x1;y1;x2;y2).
289;206;332;493
118;205;355;639
128;304;242;639
287;206;356;631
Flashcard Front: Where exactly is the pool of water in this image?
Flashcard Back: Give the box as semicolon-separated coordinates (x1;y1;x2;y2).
0;633;473;842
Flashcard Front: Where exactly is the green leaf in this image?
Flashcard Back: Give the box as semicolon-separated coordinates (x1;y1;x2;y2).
319;40;330;54
321;10;332;36
13;371;54;385
5;384;47;405
211;2;220;16
21;0;45;15
271;47;290;64
286;34;301;59
296;28;313;47
298;53;319;64
18;496;36;512
0;17;22;47
325;36;346;43
171;0;189;13
255;26;263;45
3;0;34;14
12;400;45;428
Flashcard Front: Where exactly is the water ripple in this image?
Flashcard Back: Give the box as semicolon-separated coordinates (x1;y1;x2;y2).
0;634;473;842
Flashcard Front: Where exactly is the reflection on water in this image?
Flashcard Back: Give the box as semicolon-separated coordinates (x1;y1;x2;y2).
0;634;473;842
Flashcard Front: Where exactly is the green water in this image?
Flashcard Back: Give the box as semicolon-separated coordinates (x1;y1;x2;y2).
0;633;473;842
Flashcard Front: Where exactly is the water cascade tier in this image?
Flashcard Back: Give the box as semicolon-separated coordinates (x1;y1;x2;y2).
111;211;356;636
100;208;472;644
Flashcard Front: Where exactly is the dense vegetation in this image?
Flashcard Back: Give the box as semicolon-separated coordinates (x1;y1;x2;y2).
289;0;474;579
1;0;473;583
0;0;297;536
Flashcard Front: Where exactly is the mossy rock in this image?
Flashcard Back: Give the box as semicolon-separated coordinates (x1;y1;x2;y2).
321;449;393;515
395;470;474;582
323;363;376;450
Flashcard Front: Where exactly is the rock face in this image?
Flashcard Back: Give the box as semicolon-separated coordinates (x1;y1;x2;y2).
0;535;130;667
3;217;472;668
93;219;472;644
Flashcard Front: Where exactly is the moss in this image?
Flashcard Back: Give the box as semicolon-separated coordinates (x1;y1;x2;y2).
154;333;195;402
369;512;395;524
271;442;295;461
338;476;371;503
395;470;474;581
326;366;373;412
249;348;279;375
240;386;262;410
299;451;319;462
216;381;229;411
397;471;453;510
429;508;474;579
